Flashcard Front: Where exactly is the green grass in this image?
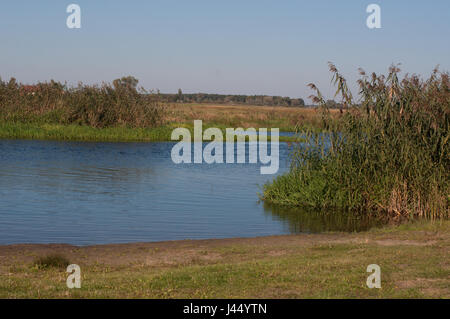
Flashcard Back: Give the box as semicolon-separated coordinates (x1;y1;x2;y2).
0;122;300;142
1;221;448;298
0;122;174;142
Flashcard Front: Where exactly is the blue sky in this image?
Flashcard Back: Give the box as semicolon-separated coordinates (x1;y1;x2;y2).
1;0;449;100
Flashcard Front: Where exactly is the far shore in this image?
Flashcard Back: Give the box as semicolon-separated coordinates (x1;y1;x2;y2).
1;220;448;298
0;122;300;143
0;104;334;143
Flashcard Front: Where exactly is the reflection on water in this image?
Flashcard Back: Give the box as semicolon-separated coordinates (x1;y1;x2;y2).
264;203;383;233
0;139;381;245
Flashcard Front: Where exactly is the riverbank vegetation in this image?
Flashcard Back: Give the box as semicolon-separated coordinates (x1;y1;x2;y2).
0;76;332;141
263;64;449;220
0;122;176;142
0;220;448;298
0;76;166;129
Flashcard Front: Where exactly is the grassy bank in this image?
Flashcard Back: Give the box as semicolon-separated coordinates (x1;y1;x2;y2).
0;221;448;298
0;122;175;142
0;121;301;143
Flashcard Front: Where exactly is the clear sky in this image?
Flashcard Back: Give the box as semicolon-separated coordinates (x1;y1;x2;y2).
1;0;449;100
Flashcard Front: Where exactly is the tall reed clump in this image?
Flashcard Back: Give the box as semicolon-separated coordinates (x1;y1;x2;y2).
263;64;449;220
0;76;166;128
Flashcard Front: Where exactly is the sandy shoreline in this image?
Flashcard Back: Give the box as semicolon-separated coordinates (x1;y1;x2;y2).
0;229;444;268
1;222;449;298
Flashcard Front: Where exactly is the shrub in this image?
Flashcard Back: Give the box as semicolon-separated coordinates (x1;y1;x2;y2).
34;254;70;269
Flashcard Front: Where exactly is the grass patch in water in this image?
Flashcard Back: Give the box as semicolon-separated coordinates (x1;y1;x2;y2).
263;64;449;220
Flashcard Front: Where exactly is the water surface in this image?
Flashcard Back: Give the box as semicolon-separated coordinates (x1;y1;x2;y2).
0;139;377;245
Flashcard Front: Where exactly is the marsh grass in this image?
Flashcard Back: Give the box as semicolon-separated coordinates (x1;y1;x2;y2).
0;77;166;129
263;64;449;220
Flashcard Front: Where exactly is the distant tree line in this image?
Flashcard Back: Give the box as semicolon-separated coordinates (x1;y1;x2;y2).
325;99;344;110
160;89;306;107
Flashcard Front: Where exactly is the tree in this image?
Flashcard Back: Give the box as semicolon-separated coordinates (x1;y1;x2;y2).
113;76;139;91
291;98;305;107
326;99;338;108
